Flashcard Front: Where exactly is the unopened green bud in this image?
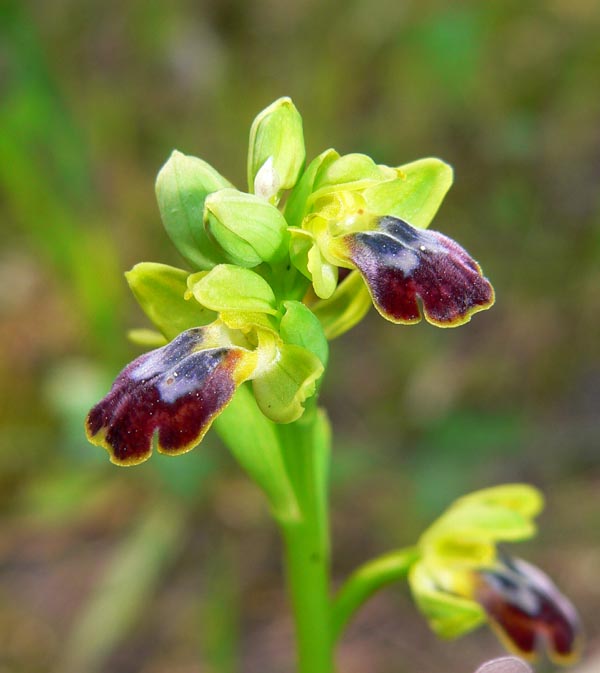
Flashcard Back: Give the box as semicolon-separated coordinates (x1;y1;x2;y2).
204;188;289;267
247;97;305;200
156;150;232;269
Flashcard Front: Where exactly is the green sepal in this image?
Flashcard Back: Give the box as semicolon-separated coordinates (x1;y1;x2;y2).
362;157;453;229
280;301;329;367
285;149;339;228
215;384;299;523
247;97;305;200
253;344;324;423
125;262;216;340
308;153;394;205
156;150;232;269
425;484;544;550
189;264;277;315
311;271;372;339
457;484;544;519
409;563;485;639
204;188;289;267
428;503;538;548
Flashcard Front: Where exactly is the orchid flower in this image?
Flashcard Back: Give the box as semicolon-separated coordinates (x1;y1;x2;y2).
409;485;581;664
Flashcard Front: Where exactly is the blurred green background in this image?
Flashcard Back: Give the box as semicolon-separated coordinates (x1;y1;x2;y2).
1;1;599;672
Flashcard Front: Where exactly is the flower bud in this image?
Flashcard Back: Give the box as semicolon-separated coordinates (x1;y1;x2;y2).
204;188;289;267
247;97;305;200
156;150;232;269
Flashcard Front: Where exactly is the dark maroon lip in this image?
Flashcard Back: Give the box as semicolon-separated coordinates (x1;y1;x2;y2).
86;328;245;465
342;216;494;326
475;556;581;662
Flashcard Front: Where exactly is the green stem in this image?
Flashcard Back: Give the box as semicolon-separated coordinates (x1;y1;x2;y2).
278;408;333;673
331;546;420;641
282;521;332;673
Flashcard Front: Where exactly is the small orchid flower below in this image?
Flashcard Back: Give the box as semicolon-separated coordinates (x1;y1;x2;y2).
409;485;582;664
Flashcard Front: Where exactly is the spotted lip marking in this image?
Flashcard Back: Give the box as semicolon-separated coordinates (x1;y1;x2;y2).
341;216;494;326
475;556;581;663
86;327;245;465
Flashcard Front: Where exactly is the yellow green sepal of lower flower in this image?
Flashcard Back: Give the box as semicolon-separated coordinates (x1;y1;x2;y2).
409;485;544;639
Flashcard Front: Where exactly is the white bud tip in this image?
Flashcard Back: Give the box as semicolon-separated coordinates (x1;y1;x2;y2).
254;156;281;201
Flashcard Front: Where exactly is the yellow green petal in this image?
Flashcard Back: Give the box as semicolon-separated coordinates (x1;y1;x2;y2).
409;563;485;639
252;344;324;423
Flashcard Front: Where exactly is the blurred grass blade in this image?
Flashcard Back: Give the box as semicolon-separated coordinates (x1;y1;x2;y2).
60;502;186;673
199;540;240;673
0;1;125;362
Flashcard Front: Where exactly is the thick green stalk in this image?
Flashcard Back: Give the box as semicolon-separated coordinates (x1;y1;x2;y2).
331;546;420;640
282;520;332;673
278;408;333;673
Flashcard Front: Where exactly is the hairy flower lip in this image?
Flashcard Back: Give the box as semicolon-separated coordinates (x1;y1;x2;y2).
332;215;495;327
86;316;326;465
86;327;256;465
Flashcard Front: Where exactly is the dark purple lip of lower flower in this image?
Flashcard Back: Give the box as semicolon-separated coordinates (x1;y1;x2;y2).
340;216;494;326
86;327;246;465
475;556;582;664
